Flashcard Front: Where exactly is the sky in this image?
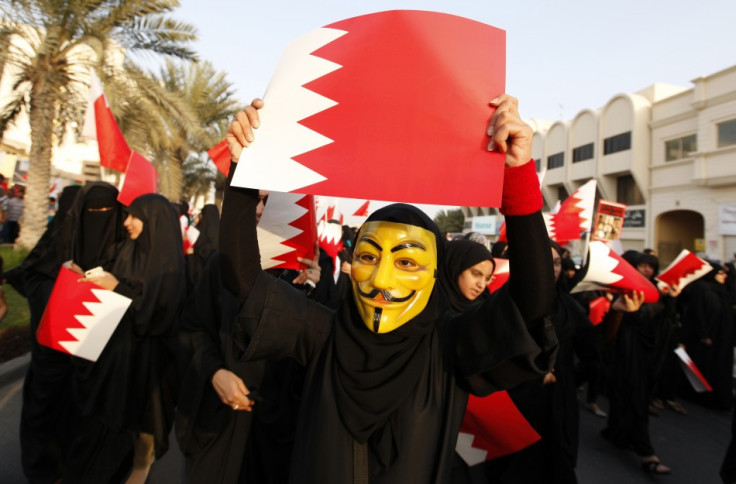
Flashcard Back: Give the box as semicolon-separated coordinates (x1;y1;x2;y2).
172;0;736;223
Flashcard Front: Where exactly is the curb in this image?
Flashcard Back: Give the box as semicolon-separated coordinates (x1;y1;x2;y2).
0;352;29;388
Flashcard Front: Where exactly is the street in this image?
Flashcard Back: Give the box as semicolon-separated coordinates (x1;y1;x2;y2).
0;359;731;483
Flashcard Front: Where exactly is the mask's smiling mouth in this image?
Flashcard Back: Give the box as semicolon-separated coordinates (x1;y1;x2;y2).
357;287;415;304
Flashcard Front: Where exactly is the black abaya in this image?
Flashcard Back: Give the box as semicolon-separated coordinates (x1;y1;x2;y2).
66;194;185;482
219;168;558;483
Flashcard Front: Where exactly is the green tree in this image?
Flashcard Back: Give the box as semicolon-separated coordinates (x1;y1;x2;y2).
434;208;465;233
147;59;240;201
0;0;197;249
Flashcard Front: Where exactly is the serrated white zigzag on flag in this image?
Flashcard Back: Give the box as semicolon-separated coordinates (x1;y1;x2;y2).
231;27;347;192
586;241;623;285
257;192;310;270
58;288;132;362
455;432;488;467
655;249;712;292
567;179;596;232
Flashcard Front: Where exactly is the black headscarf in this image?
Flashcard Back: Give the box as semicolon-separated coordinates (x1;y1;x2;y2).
439;239;494;313
69;183;126;271
193;204;220;261
331;203;443;468
112;194;185;335
5;185;82;295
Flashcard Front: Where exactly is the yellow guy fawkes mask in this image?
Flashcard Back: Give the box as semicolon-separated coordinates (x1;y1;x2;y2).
351;221;438;333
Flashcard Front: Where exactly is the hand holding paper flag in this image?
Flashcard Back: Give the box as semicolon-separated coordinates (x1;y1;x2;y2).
655;250;712;292
231;10;506;207
36;264;132;362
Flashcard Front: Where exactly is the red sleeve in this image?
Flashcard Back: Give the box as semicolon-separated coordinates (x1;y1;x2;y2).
500;159;543;216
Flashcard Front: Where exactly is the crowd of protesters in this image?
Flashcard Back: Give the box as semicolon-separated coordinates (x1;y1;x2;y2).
4;96;735;484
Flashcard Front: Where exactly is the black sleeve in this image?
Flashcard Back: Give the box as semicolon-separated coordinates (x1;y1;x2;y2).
505;211;555;323
219;163;261;304
237;272;334;365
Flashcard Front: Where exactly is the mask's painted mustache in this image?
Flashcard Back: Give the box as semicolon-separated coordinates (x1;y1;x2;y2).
358;287;415;303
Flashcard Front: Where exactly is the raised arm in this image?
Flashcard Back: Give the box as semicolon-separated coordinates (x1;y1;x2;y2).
220;99;264;303
489;95;554;323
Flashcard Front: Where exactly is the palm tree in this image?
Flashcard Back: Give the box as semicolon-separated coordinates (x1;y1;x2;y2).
149;59;240;201
0;0;197;249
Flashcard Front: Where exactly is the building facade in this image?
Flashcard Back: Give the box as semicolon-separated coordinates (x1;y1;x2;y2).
465;64;736;265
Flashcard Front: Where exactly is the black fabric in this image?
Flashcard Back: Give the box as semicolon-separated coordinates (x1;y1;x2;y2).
186;204;220;288
74;184;124;271
176;253;265;483
19;183;125;484
680;276;735;410
332;203;442;468
439;239;493;313
5;184;81;296
66;194;185;482
220;176;558;483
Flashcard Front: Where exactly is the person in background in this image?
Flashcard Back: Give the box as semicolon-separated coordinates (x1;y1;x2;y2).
3;185;24;243
67;194;185;484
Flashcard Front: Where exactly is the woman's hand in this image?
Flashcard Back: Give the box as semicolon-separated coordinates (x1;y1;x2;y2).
487;94;533;168
293;240;322;285
79;271;119;291
211;369;254;412
543;371;557;385
612;290;645;313
226;98;264;163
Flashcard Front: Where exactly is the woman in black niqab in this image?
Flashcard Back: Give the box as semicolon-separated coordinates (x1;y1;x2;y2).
18;182;126;484
66;193;185;483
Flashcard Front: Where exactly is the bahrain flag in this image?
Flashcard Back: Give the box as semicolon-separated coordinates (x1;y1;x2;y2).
117;151;158;206
257;192;317;271
207;139;231;177
353;200;370;217
456;392;541;465
655;249;712;292
488;257;509;293
232;10;506;207
674;347;712;393
82;71;131;173
571;241;659;303
37;264;131;362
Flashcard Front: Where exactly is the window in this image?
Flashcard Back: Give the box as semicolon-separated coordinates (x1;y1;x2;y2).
572;143;594;162
535;158;542;172
616;174;645;205
557;185;569;202
665;134;697;161
547;152;564;169
603;132;631;155
718;119;736;148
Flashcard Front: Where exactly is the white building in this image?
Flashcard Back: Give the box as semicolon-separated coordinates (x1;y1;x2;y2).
464;64;736;265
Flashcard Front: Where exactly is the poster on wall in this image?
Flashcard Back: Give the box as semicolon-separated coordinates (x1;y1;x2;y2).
718;204;736;235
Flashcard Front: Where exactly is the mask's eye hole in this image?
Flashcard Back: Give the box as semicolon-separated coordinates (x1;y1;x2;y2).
395;258;419;271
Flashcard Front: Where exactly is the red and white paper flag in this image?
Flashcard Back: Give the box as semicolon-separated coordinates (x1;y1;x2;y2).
588;296;611;326
655;250;712;292
456;392;541;466
353;200;370;217
257;192;317;271
557;179;596;233
571;241;659;303
674;347;712;393
36;264;132;362
207;139;231;177
117;151;158;206
544;211;584;246
231;10;506;207
82;71;132;173
488;258;509;293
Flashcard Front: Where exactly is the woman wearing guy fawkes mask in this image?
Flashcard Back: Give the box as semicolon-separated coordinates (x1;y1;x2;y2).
219;96;558;483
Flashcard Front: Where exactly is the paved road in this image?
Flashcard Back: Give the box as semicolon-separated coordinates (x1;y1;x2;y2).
0;358;731;483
